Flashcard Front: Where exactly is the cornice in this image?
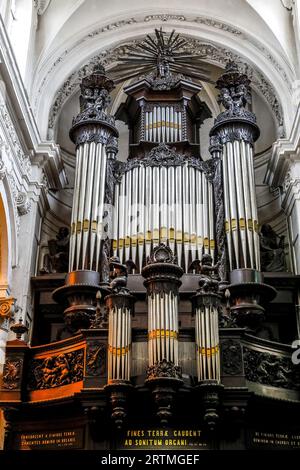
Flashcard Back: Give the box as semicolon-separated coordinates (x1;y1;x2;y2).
0;17;67;190
265;103;300;189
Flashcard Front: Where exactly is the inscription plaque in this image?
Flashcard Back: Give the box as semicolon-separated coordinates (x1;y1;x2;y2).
14;428;84;450
249;430;300;450
119;428;211;450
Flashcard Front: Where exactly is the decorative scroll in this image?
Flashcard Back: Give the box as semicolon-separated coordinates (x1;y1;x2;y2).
244;347;300;390
28;350;84;390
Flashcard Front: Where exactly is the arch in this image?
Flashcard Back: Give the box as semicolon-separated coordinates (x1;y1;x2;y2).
0;180;18;294
31;18;294;141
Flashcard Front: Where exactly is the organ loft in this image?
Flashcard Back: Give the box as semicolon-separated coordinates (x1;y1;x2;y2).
1;29;300;451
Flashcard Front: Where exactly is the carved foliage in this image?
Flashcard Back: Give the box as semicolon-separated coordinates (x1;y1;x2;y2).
147;243;177;265
28;349;84;390
244;347;300;390
146;359;182;381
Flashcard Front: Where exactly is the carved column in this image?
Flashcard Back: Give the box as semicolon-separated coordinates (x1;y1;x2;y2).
142;244;183;425
0;297;16;370
53;65;118;330
104;257;135;429
210;62;276;326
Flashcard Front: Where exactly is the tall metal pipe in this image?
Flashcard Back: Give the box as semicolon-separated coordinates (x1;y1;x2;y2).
53;65;118;330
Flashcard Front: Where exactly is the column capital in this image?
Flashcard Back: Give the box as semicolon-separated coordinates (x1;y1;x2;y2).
0;297;15;322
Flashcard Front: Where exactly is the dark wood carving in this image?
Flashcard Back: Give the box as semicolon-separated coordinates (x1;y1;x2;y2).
28;349;84;390
244;347;300;390
221;339;243;375
2;360;21;390
86;342;106;376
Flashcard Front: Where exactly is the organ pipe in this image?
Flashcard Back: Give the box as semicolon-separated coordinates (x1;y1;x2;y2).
106;293;135;382
112;160;215;273
142;244;183;371
192;279;221;383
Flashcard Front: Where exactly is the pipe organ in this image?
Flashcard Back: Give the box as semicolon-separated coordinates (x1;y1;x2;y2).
192;270;221;383
210;63;261;273
142;245;183;369
113;74;213;273
144;105;183;142
2;30;288;449
106;292;134;382
112;157;215;272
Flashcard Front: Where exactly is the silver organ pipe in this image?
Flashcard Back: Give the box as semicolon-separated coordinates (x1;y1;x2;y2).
202;172;209;255
168;166;175;254
192;288;221;383
222;145;233;271
157;106;161;143
95;145;107;272
69;139;109;273
166;107;170;142
174;111;178;141
153;166;160;246
142;246;183;371
183;164;190;272
226;141;239;267
153;106;157;142
246;142;260;270
178;111;182;141
160;166;168;245
69;144;83;272
170;106;174;142
189;166;196;261
112;162;215;273
145;166;152;260
106;293;134;383
220;139;260;271
144;106;186;144
161;107;166;142
124;170;132;263
175;165;183;267
241;141;254;269
90;143;102;267
145;111;149;141
138;165;145;271
196;170;203;261
208;183;215;261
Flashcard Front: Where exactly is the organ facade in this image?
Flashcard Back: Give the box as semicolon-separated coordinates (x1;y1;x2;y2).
1;4;300;451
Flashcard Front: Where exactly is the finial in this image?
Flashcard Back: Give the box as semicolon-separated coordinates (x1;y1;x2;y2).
10;317;28;341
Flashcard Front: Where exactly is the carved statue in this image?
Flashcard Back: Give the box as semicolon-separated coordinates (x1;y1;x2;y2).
189;254;220;293
108;256;128;293
29;350;84;390
260;223;286;272
41;227;70;274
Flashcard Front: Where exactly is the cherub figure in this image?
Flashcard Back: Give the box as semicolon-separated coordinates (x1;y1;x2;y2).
108;256;128;293
189;254;220;293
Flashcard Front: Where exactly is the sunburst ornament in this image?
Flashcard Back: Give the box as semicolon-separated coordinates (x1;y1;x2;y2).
108;28;212;87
